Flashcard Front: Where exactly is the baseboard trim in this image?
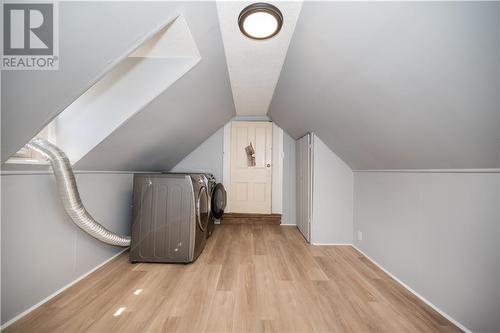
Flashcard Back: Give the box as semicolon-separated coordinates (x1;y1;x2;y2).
221;213;281;225
351;245;471;333
279;223;297;226
1;248;128;330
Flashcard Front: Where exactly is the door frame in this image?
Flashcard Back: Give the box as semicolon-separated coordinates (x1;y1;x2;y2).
296;133;313;242
222;120;283;214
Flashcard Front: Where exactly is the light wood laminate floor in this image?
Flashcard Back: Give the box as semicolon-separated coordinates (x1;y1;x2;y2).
5;224;461;333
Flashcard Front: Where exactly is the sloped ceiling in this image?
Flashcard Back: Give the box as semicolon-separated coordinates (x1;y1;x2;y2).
2;1;235;171
51;16;201;165
1;1;183;162
74;1;235;171
269;1;500;170
4;1;498;171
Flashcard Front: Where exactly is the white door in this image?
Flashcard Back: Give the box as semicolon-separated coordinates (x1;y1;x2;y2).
296;133;312;242
230;121;272;214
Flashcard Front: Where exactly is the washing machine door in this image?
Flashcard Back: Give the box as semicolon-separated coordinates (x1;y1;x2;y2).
196;186;210;231
211;183;226;219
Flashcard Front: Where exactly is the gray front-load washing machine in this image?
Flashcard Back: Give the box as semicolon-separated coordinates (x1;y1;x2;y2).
160;172;226;238
129;173;210;263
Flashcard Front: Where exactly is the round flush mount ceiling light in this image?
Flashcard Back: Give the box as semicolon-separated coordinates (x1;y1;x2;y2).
238;3;283;40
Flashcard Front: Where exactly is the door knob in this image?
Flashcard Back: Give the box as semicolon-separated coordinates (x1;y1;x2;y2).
266;164;271;168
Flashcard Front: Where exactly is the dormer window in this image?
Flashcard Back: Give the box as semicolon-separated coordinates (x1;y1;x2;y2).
9;124;56;164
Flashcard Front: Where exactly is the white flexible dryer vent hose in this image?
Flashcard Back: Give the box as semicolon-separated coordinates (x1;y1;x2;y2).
26;137;131;247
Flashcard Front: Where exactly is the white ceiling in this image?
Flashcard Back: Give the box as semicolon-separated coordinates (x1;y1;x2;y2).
217;0;302;115
2;1;498;172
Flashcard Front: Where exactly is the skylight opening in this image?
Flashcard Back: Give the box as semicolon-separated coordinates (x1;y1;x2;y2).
6;15;200;167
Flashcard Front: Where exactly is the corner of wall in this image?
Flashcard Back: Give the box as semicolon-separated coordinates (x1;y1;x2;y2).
310;133;354;245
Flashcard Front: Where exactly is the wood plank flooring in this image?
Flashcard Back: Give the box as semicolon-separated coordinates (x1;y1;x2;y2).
5;224;461;333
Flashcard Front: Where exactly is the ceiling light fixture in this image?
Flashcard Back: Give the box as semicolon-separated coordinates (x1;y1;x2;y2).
238;3;283;40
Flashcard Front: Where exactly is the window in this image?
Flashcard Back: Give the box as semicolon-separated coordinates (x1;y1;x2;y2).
9;123;56;163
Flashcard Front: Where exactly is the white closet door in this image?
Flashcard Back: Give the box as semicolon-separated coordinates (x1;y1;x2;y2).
296;133;312;242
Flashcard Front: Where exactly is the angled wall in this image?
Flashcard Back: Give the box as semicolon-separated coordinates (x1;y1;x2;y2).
269;1;500;170
1;1;188;162
74;1;235;171
171;127;224;181
51;16;201;165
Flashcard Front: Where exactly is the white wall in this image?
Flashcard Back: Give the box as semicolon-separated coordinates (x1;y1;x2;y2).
1;172;133;326
170;127;224;182
282;131;296;225
54;57;200;165
296;134;312;240
272;123;284;215
311;134;353;244
353;171;500;333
